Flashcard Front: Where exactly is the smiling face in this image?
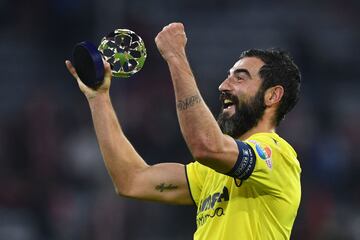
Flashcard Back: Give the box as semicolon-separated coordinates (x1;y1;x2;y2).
217;57;267;138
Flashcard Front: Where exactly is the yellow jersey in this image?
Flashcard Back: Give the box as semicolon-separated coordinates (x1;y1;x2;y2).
185;132;301;240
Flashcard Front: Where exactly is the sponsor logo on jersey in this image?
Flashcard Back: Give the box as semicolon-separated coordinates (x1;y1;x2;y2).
196;186;229;227
248;140;273;169
255;143;272;169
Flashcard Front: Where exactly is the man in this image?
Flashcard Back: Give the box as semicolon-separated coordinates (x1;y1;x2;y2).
65;22;301;239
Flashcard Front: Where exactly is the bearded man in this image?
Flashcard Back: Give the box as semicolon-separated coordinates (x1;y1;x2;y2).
66;22;301;240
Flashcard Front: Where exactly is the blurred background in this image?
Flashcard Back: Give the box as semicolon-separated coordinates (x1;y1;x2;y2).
0;0;359;239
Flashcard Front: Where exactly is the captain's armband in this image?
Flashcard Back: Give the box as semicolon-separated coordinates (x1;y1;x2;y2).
226;140;256;180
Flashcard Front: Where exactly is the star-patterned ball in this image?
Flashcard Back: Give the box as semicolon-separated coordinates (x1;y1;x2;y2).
98;29;147;78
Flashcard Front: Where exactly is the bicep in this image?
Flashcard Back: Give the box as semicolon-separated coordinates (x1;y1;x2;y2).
127;163;194;205
197;135;256;180
196;134;239;173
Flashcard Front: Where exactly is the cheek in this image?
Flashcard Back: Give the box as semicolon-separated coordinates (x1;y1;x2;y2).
235;82;258;98
235;90;254;105
246;84;263;102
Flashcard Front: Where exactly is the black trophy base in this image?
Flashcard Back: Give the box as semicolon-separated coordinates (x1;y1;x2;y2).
72;41;104;89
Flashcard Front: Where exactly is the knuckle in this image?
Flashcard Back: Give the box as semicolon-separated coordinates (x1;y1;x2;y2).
175;22;183;29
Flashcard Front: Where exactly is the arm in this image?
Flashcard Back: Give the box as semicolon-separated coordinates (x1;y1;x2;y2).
155;23;238;173
65;60;193;205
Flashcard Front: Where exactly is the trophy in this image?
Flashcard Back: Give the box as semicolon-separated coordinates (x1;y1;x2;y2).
72;29;147;89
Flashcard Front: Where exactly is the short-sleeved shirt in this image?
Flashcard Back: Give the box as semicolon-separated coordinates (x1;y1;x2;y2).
185;132;301;240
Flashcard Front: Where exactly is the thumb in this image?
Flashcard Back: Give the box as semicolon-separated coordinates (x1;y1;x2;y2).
65;60;95;95
102;61;112;87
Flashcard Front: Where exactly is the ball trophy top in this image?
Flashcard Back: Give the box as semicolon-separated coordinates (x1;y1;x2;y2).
98;29;147;78
72;29;147;89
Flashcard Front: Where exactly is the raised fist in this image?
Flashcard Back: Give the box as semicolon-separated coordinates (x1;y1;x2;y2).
155;22;187;61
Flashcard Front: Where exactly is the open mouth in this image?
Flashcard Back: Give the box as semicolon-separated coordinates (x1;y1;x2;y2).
223;99;235;109
219;92;238;116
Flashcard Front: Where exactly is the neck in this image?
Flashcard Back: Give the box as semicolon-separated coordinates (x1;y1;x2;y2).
238;119;275;141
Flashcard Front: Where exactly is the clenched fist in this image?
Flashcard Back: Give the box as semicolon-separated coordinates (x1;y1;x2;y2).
155;23;187;61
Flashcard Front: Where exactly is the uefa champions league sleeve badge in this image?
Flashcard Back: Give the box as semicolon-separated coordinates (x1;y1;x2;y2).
72;29;147;89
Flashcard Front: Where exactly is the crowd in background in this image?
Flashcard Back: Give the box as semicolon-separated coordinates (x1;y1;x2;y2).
0;0;359;239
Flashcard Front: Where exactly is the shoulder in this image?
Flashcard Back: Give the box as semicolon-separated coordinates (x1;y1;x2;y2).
186;161;210;180
245;132;297;157
244;132;299;170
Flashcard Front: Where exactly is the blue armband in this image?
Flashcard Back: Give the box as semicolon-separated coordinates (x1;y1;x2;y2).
226;140;256;180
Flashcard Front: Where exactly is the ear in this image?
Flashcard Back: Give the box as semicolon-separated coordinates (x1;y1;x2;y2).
264;85;284;107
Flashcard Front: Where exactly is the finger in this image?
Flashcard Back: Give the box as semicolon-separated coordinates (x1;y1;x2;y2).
154;35;161;45
172;23;185;33
103;61;112;85
65;60;79;79
175;22;184;30
75;76;90;90
168;22;184;31
65;60;92;92
163;24;170;31
104;61;112;77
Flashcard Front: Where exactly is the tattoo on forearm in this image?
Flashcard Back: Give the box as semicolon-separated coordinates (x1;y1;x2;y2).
155;183;178;192
177;94;201;111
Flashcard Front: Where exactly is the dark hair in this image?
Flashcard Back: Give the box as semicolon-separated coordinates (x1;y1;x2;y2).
239;48;301;126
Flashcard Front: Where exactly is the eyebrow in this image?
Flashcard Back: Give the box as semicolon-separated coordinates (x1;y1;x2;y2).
228;68;252;79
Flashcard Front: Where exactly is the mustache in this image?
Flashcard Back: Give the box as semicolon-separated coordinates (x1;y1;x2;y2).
219;92;239;105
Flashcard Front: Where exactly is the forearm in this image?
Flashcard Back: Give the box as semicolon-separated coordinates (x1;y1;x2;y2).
65;58;192;203
88;93;148;194
167;56;226;163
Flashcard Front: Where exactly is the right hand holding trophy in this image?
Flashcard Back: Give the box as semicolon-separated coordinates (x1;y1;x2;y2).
72;29;147;89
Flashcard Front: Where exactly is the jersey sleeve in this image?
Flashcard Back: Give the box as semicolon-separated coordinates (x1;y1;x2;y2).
185;161;208;206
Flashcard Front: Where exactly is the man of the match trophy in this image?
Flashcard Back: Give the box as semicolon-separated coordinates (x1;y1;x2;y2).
72;29;147;89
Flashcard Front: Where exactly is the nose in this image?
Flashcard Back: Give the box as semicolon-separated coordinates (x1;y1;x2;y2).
218;77;231;92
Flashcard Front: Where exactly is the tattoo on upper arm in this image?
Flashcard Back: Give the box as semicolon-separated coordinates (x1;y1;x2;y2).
177;94;201;111
155;183;178;192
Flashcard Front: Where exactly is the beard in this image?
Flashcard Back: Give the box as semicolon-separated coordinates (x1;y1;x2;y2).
217;89;266;139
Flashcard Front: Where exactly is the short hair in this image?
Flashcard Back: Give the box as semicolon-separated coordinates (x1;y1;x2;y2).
239;48;301;126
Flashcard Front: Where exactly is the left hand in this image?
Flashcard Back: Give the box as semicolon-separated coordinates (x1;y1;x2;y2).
155;22;187;61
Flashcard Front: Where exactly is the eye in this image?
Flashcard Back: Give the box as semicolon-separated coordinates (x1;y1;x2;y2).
235;74;244;81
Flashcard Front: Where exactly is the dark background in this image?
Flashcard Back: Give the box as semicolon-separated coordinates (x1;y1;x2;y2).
0;0;359;239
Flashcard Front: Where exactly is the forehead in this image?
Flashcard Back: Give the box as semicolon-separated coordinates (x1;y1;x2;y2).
230;57;265;77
